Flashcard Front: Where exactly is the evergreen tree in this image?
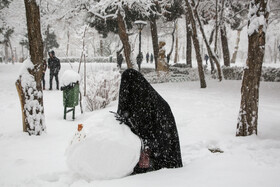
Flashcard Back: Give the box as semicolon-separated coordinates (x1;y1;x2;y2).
86;0;158;69
19;33;29;50
43;25;59;58
0;0;14;63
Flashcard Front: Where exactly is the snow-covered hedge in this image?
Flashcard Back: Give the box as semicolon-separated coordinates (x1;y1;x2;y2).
222;66;244;80
222;66;280;82
83;70;121;111
60;56;116;63
143;65;280;83
261;67;280;82
144;67;202;84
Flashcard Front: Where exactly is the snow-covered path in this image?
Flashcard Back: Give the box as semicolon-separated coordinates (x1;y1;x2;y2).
0;63;280;187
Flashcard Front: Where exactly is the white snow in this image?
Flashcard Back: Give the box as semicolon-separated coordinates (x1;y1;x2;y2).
19;58;35;87
247;1;268;36
0;63;280;186
66;113;141;180
248;15;267;36
17;58;46;135
61;69;80;86
134;20;147;25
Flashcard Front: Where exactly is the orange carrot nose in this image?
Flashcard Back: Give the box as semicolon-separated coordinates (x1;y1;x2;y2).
78;124;83;131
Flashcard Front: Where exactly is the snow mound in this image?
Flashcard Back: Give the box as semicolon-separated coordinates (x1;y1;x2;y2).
66;113;141;180
61;70;80;86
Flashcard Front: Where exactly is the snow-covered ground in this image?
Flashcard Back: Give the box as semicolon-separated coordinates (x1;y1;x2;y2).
0;63;280;187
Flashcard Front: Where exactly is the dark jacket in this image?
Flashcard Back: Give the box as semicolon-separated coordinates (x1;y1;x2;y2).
150;53;154;62
204;54;209;61
117;69;183;173
48;52;60;74
117;53;123;66
42;60;47;73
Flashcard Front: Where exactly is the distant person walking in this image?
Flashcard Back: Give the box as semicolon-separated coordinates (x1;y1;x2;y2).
48;50;60;90
146;53;149;63
117;51;124;69
42;59;47;90
204;54;209;65
150;53;154;64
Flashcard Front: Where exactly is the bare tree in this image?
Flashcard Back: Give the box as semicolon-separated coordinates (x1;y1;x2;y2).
16;0;45;135
236;0;269;136
166;20;177;64
174;22;179;63
214;0;219;53
150;17;160;70
185;13;192;67
219;0;230;66
117;11;133;69
185;0;206;88
191;0;223;81
231;29;242;64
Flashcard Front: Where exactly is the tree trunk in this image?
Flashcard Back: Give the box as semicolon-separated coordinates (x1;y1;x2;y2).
209;27;215;45
186;13;192;67
16;0;45;135
4;42;9;63
8;39;14;64
14;47;18;62
100;39;103;56
78;25;88;73
236;0;269;137
214;0;219;53
219;0;230;67
167;21;176;64
84;54;86;96
150;17;159;70
117;12;133;69
66;30;70;57
231;29;241;64
220;26;230;66
21;45;24;61
191;0;222;81
174;23;179;64
44;25;50;59
273;38;278;64
15;80;27;132
65;29;73;69
185;0;206;88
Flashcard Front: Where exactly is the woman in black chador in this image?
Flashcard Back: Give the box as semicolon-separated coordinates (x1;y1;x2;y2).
116;69;183;174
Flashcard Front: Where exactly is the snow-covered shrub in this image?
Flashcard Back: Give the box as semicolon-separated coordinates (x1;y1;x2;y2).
172;63;190;68
222;66;243;80
144;71;171;83
222;66;280;82
144;67;203;84
84;70;120;111
261;67;280;82
60;57;116;63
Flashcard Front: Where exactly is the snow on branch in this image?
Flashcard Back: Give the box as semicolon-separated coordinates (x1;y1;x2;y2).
248;0;269;36
18;58;45;135
89;0;157;20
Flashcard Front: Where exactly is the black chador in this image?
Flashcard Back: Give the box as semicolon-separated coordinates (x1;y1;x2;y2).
116;69;183;174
